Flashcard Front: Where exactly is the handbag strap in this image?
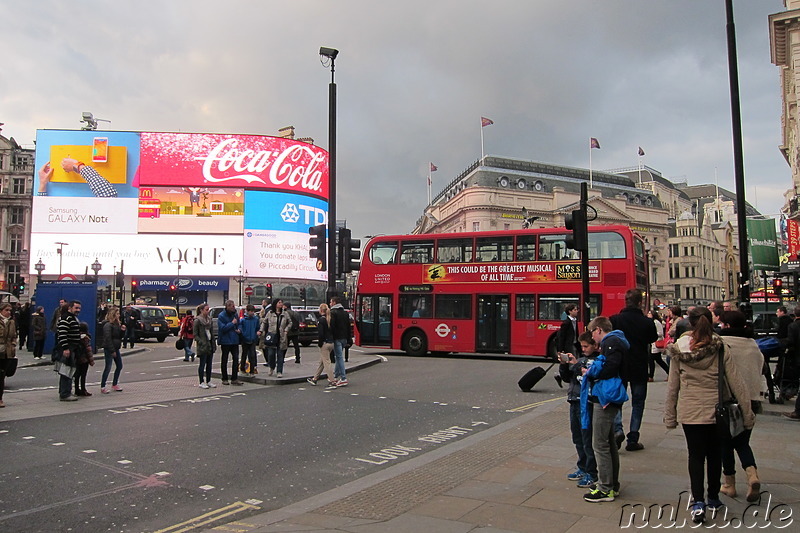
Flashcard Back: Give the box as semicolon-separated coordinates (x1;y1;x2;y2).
717;345;725;404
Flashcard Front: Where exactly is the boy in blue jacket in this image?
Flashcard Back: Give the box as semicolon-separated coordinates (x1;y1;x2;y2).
560;331;599;488
239;304;260;375
582;316;629;503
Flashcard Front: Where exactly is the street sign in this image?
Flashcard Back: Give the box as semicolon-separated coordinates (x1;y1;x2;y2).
244;286;254;296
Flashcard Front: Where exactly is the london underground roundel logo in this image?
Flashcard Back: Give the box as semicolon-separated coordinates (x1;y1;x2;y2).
281;203;300;223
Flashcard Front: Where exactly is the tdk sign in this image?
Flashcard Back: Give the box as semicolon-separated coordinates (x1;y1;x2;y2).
244;191;328;232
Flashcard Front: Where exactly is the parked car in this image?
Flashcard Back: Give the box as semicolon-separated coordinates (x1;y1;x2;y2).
752;312;779;339
295;309;319;346
131;305;170;342
157;305;180;336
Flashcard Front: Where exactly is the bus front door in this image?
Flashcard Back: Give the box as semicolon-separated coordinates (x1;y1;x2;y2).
476;294;510;353
357;295;392;346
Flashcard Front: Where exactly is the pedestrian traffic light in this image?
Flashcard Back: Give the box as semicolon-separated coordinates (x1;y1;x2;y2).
308;224;327;272
131;279;139;298
18;280;25;293
299;287;306;301
11;283;19;297
773;277;783;296
169;283;177;296
565;208;588;252
266;283;273;299
338;228;362;274
115;271;125;288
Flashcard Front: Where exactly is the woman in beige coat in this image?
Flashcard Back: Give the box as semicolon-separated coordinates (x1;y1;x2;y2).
664;307;754;524
718;310;764;502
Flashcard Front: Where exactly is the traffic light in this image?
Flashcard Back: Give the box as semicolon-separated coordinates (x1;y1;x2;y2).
266;283;273;299
115;271;125;288
18;280;25;294
169;283;178;296
131;279;139;298
565;208;588;252
338;227;362;274
299;287;306;302
773;277;783;297
11;283;19;297
308;224;327;272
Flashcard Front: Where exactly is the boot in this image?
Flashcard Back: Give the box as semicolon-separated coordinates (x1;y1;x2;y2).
720;474;736;497
745;466;761;502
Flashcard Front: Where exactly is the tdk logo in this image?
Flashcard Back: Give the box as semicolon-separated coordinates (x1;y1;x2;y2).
280;203;327;226
281;204;300;223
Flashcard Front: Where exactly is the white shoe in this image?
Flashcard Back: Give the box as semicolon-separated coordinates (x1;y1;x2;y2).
276;372;283;378
207;381;217;388
199;382;209;389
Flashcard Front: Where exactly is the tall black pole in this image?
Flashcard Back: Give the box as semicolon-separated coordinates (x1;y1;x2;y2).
580;183;591;323
725;0;751;311
327;60;337;302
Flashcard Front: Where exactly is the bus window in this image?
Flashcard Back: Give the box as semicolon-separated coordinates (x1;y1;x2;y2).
370;241;398;265
435;295;471;319
399;294;432;318
588;231;627;259
538;296;580;320
516;295;536;320
539;234;576;261
400;241;434;264
437;238;473;263
476;236;513;262
516;235;536;261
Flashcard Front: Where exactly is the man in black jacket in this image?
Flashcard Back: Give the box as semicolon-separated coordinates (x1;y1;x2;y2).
610;288;657;451
557;304;580;358
329;296;351;387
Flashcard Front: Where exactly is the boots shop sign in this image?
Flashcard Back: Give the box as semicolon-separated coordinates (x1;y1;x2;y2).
138;133;329;201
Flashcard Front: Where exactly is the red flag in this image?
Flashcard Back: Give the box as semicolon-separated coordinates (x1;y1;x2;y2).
590;137;601;149
430;162;438;172
638;146;645;156
481;117;494;127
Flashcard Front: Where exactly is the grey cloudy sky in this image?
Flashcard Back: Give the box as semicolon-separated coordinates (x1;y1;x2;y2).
0;0;789;240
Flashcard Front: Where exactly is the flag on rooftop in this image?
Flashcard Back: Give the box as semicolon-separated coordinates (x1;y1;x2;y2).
430;162;438;172
638;146;645;156
590;137;601;149
481;117;494;127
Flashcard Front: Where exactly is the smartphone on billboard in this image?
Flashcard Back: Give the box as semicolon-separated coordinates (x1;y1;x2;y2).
92;137;108;163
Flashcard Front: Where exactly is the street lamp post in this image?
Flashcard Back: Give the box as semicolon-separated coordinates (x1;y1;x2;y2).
176;259;183;315
90;257;102;282
34;259;45;283
55;242;69;276
320;46;339;302
234;266;248;305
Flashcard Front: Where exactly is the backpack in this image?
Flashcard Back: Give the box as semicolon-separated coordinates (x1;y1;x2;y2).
289;311;300;333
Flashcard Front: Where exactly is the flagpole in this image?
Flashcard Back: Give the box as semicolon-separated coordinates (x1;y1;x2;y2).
427;167;432;205
480;118;485;163
589;138;593;189
638;154;642;184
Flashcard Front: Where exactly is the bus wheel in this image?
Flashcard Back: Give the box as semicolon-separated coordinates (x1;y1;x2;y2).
403;330;428;356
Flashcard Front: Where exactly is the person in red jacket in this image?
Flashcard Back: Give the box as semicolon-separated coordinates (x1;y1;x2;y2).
179;311;196;362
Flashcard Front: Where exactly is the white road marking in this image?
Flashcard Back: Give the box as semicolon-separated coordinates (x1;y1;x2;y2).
83;450;97;454
23;436;35;440
154;471;171;477
153;358;185;363
118;460;132;464
199;485;214;491
52;442;66;446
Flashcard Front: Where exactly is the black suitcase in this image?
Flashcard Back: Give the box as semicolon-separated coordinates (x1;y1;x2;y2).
518;363;555;392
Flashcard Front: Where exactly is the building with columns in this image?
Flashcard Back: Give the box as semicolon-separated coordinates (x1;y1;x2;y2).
0;129;34;299
412;156;759;307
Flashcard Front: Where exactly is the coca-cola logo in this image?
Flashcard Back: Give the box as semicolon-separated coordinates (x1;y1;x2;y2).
195;139;325;192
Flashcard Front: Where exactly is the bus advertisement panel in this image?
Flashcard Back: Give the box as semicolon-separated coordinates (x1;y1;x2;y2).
355;225;647;358
31;130;328;279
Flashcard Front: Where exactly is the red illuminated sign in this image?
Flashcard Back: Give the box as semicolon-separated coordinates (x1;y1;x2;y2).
138;133;329;199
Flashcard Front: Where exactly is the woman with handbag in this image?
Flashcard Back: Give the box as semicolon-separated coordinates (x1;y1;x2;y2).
260;299;290;377
664;307;754;523
718;310;763;502
307;303;336;386
193;304;217;389
179;310;195;362
0;303;18;408
648;309;669;381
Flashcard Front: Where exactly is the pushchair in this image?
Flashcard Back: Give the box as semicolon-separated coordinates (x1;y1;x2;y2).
756;336;798;404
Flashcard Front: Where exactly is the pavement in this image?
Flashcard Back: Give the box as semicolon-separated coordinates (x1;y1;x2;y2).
191;371;800;533
9;352;800;531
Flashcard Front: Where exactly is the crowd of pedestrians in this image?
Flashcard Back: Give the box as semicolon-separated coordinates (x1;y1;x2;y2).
558;289;765;525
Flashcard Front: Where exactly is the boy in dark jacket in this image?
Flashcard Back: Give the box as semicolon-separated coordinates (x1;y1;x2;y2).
561;331;599;489
583;316;629;503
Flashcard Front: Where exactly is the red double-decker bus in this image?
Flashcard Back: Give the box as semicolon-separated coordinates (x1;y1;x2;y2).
354;224;647;358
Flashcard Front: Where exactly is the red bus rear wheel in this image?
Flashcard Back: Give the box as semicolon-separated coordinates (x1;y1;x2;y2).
403;329;428;356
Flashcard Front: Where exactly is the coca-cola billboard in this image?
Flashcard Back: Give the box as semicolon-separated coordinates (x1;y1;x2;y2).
138;133;329;200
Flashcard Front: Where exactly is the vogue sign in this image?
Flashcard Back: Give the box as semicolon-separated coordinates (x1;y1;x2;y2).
138;133;329;200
